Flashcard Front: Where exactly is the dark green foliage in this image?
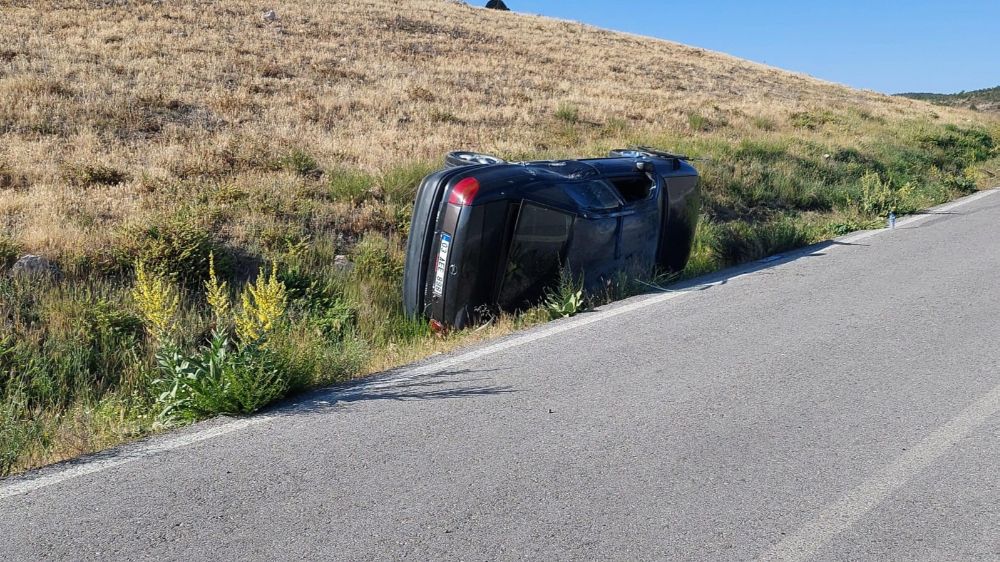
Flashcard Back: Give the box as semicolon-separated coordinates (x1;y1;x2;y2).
352;234;403;281
710;219;814;267
789;110;838;130
379;162;435;204
896;86;1000;110
0;235;18;269
329;168;374;203
154;334;287;424
688;113;712;132
66;164;131;187
555;104;580;124
0;397;43;477
135;214;219;288
276;149;321;178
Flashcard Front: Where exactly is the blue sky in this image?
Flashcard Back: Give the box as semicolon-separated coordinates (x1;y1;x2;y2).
505;1;998;94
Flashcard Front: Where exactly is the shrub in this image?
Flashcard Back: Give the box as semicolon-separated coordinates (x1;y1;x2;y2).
790;110;838;130
0;396;42;477
688;113;712;132
329;169;374;203
378;162;435;204
136;214;217;287
555;103;580;124
153;333;287;424
752;116;777;131
942;173;978;195
544;267;586;319
352;233;404;281
276;149;321;177
856;171;914;217
0;235;18;270
65;163;131;187
205;252;231;323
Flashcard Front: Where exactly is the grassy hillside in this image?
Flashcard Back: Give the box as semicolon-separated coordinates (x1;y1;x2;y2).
2;0;999;475
897;86;1000;112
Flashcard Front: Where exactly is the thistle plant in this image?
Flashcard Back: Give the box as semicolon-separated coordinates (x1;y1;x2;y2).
132;260;179;341
544;266;586;320
235;263;288;344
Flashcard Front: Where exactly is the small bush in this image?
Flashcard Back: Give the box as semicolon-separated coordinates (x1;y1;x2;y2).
154;333;287;424
135;214;217;287
544;267;586;319
688;113;712;132
429;109;462;124
942;173;978;195
276;149;321;178
329;169;374;203
604;117;629;135
752;116;777;131
65;164;130;187
856;171;914;217
0;397;42;477
352;234;404;281
790;110;838;130
0;235;18;269
378;162;435;204
555;103;580;124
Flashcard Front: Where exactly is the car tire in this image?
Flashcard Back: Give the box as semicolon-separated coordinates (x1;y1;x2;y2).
445;151;505;168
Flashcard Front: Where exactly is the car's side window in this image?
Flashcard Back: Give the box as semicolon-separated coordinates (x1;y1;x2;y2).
608;175;654;203
563;180;622;211
497;203;573;309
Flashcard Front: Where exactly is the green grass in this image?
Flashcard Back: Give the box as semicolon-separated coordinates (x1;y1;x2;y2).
1;114;998;476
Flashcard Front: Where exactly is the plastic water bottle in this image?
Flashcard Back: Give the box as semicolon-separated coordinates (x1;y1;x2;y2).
888;211;896;229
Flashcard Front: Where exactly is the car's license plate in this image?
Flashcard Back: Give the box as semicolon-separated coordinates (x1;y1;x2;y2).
432;232;451;297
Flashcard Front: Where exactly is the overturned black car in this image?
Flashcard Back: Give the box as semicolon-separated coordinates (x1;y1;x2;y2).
403;148;701;330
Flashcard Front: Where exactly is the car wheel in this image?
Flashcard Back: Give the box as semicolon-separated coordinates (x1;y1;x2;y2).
445;151;505;168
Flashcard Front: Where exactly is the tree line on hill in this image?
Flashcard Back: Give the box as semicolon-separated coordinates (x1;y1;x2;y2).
896;86;1000;112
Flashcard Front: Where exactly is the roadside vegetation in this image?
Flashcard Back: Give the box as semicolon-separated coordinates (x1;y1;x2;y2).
2;0;999;475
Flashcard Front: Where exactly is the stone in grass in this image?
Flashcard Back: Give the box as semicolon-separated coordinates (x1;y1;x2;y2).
9;254;60;279
485;0;510;10
333;254;353;272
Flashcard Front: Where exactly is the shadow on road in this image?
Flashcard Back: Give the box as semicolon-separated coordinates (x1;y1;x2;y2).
269;368;516;418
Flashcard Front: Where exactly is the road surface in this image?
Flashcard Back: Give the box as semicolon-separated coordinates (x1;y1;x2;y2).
2;190;999;561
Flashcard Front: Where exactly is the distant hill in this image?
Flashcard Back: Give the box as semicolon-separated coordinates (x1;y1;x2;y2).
896;86;1000;112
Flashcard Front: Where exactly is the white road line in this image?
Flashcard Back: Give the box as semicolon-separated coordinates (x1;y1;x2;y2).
0;417;269;501
1;189;996;501
758;381;1000;562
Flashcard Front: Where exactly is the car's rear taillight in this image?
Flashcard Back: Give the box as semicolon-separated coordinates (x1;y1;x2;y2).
448;177;480;206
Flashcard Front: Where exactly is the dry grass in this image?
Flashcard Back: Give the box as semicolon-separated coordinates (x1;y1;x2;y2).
1;0;999;474
1;0;993;261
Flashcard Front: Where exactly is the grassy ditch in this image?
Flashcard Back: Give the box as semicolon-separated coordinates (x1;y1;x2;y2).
2;115;997;476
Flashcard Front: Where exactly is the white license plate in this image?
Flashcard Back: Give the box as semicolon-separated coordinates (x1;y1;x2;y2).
432;233;451;297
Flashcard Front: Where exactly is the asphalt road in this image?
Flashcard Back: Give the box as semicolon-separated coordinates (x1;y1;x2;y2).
2;191;999;561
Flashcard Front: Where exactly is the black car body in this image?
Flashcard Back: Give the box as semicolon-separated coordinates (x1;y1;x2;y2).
403;149;701;329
